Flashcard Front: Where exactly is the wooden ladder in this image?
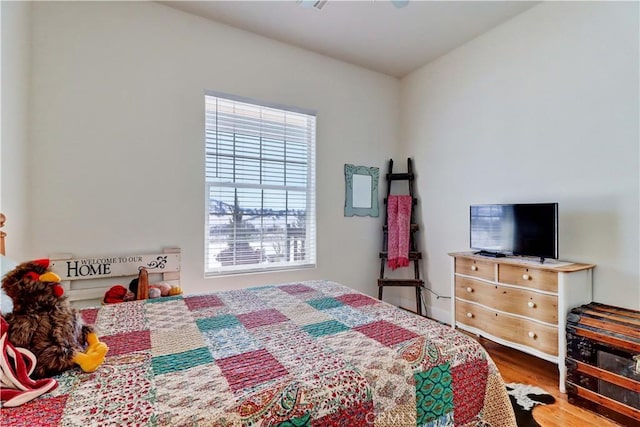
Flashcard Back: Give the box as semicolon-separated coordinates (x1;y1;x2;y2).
378;158;425;316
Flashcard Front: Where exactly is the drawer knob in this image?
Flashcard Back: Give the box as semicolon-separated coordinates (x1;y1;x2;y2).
466;287;473;293
522;274;530;280
528;331;537;339
466;312;474;318
471;265;478;271
527;301;536;308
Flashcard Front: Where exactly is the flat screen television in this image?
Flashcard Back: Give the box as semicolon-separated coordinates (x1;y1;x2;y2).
470;203;558;262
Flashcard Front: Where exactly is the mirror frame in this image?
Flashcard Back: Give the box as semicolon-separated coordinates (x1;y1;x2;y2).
344;164;379;217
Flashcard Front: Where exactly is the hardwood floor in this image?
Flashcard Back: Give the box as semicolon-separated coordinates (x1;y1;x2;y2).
476;336;624;427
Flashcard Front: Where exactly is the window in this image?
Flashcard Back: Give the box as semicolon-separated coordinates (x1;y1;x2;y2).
205;92;316;275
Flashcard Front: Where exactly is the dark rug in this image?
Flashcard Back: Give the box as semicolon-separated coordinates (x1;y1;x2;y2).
506;383;556;427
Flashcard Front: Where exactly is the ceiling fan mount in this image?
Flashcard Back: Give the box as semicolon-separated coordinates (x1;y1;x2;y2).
298;0;409;11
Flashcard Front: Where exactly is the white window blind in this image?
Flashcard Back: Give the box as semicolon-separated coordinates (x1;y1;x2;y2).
205;92;316;275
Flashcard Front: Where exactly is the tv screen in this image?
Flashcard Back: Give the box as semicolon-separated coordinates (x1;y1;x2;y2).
470;203;558;261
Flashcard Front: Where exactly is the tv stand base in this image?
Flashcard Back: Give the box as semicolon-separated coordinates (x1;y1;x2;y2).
474;250;506;258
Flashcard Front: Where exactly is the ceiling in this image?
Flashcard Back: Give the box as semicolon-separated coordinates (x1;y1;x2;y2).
161;1;539;78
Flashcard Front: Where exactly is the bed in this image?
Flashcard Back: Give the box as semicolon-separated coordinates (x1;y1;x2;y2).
0;225;515;426
2;274;516;426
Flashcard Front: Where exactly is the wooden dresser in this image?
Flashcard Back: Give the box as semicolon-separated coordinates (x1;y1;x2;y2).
449;252;595;392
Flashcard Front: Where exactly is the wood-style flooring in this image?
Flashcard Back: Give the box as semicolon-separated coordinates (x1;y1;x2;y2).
476;336;624;427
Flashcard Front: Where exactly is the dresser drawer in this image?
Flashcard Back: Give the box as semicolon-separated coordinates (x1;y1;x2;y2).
456;299;558;356
498;265;558;292
455;257;495;281
455;276;558;324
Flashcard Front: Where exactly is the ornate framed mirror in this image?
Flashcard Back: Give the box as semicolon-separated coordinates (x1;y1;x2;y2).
344;164;379;217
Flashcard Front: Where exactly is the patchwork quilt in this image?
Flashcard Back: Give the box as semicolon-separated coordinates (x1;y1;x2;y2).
2;280;516;426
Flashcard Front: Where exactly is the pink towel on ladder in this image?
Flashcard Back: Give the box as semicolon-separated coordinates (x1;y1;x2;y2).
387;195;412;270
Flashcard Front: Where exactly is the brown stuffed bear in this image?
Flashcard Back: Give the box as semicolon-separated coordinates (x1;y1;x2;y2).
1;259;108;378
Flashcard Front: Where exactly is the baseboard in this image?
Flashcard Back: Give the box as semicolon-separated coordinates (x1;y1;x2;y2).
425;305;451;325
399;304;451;325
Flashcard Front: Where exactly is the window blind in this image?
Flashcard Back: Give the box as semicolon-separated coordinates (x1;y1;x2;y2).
205;92;316;275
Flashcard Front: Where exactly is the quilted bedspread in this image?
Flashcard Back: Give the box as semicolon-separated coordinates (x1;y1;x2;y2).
2;280;516;426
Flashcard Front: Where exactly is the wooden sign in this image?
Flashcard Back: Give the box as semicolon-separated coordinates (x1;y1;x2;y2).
50;251;180;281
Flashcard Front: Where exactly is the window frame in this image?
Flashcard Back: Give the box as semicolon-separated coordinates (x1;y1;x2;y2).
204;91;317;277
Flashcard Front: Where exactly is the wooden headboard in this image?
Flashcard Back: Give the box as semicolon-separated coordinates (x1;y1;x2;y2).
0;213;6;256
0;215;178;304
49;247;181;303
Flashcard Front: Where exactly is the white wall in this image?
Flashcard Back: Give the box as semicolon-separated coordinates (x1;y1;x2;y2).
26;2;399;297
13;1;639;316
1;1;31;261
401;1;639;320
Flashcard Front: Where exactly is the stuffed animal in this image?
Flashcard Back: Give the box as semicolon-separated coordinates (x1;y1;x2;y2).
169;285;183;296
103;285;135;304
148;287;161;299
152;282;172;297
1;259;109;378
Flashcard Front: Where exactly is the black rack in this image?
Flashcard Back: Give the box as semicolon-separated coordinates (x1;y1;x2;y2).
378;158;425;316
